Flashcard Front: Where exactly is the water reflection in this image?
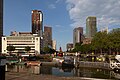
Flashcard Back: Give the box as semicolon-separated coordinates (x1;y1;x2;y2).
40;66;52;75
6;65;118;79
74;68;111;79
30;66;40;74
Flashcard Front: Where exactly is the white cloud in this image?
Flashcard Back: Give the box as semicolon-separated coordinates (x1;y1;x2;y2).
55;0;61;3
48;4;56;9
55;0;64;3
55;25;63;28
66;0;120;32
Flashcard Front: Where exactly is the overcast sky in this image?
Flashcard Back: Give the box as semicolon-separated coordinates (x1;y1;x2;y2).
4;0;120;51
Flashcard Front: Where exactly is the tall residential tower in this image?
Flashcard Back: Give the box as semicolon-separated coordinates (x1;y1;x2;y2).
86;16;97;38
32;10;43;37
0;0;3;53
32;10;43;52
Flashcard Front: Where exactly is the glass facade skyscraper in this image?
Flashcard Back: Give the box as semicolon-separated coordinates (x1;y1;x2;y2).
86;16;97;38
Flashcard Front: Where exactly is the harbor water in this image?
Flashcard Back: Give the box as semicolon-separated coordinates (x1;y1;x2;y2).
6;64;119;79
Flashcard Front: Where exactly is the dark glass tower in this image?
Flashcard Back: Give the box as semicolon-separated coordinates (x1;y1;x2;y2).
0;0;3;53
43;26;52;48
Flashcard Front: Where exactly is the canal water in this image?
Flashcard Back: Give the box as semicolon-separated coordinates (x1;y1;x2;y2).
6;65;119;79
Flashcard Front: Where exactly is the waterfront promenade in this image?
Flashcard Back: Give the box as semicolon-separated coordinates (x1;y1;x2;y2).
6;71;110;80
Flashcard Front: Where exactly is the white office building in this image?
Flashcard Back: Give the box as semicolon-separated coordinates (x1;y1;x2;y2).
2;31;41;55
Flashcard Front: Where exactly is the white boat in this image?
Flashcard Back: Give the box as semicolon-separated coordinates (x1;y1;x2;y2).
62;56;74;67
110;55;120;72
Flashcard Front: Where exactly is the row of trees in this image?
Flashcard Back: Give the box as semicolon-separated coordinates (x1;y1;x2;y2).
7;45;56;55
72;28;120;55
43;46;56;54
7;46;31;55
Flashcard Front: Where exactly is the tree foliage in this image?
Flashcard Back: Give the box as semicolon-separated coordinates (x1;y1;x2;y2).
25;46;31;53
7;46;15;51
71;28;120;54
44;46;56;54
6;45;15;54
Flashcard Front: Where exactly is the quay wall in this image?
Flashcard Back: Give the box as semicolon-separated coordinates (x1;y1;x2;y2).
76;61;111;70
41;62;61;66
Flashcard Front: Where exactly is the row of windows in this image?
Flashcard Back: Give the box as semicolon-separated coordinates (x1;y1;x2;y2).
13;46;35;48
7;42;35;44
7;43;35;45
7;41;35;42
6;37;36;40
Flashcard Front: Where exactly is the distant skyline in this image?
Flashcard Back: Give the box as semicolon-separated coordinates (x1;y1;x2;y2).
4;0;120;51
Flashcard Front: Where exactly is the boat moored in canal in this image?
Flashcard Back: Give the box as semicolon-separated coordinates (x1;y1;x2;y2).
62;56;74;67
110;55;120;72
24;55;41;66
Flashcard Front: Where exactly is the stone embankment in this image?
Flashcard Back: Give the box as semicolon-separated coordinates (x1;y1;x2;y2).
76;61;110;70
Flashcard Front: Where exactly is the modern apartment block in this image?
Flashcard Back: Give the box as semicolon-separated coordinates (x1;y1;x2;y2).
43;26;52;48
0;0;3;53
2;31;41;55
86;16;97;38
73;27;84;48
32;10;43;37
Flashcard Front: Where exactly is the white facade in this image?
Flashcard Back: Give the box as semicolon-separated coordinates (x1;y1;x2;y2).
2;35;40;55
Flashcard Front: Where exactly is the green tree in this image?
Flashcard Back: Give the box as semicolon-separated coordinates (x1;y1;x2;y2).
81;44;92;53
25;46;31;54
71;28;120;55
91;31;108;54
44;46;56;54
108;28;120;54
7;45;15;55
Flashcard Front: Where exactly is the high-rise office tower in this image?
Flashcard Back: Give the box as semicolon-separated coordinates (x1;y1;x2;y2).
43;26;52;48
73;27;84;48
32;10;43;37
86;16;97;38
0;0;3;53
